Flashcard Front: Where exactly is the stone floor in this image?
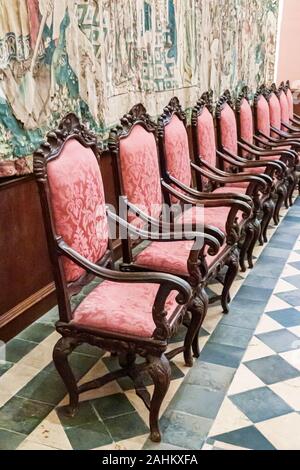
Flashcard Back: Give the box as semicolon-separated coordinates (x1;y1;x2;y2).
0;197;300;450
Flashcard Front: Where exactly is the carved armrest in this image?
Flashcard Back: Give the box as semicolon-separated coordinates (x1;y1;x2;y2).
107;208;220;253
161;180;252;244
282;121;300;132
238;141;289;171
271;126;300;139
190;161;267;190
57;237;194;338
257;131;300;149
290;116;300;125
217;149;282;173
122;197;225;245
167;172;256;202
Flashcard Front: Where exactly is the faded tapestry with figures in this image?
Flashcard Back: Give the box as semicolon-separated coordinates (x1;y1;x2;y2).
0;0;279;177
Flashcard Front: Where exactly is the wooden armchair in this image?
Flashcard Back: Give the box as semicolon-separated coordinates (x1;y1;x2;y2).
33;113;222;443
253;86;299;207
190;93;272;269
276;82;300;132
214;91;287;234
108;105;252;324
235;86;293;216
284;80;300;125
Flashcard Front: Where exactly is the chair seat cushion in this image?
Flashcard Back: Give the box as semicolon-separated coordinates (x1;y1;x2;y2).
213;185;248;194
176;204;243;231
135;240;194;276
176;205;229;232
72;282;178;338
135;204;242;277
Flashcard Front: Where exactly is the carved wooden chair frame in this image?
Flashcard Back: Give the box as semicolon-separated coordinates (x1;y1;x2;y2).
235;86;294;221
154;97;253;310
33;113;219;443
215;90;290;238
284;80;300;124
109;104;253;321
191;92;270;269
253;85;299;208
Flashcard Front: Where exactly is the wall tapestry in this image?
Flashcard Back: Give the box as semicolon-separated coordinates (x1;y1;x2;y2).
0;0;279;177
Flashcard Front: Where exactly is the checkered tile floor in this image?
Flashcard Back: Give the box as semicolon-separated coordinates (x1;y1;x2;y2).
0;197;299;450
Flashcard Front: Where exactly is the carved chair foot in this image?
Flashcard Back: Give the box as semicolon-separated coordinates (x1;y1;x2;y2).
288;177;297;207
247;217;261;268
147;354;171;443
192;326;200;358
53;336;80;416
274;184;286;225
222;248;239;314
61;404;79;418
262;198;275;244
239;221;254;272
185;289;208;365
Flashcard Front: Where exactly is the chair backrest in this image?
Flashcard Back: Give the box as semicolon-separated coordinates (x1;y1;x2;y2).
236;89;254;146
34;114;110;321
286;81;294;119
157;97;192;202
109;104;163;227
278;85;290;126
191;94;217;189
216;93;238;169
254;89;271;138
268;90;281;135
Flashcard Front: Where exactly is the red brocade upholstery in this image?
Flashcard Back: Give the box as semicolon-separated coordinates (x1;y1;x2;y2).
135;198;245;277
197;108;217;169
280;92;290;126
257;96;271;138
220;103;238;156
213;185;247;194
119;125;163;227
286;88;294;120
240;99;254;145
165;115;192;188
72;282;178;337
47;139;109;282
135;240;193;276
269;93;281;135
135;204;236;277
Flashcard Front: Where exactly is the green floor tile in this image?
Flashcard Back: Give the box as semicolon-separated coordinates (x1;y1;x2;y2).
17;323;55;343
5;339;37;363
103;412;148;442
44;353;99;381
91;393;135;420
17;370;68;405
0;396;53;435
0;361;14;377
57;400;99;429
65;421;112;450
37;307;59;326
0;429;27;450
75;343;104;358
102;356;184;391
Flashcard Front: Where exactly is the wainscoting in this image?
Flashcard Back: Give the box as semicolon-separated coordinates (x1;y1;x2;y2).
0;150;121;341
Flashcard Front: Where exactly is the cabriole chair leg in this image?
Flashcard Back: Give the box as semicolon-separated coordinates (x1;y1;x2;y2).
273;183;286;225
239;222;254;272
185;288;208;360
147;354;171;443
53;336;80;417
260;197;275;244
247;217;261;268
221;247;240;314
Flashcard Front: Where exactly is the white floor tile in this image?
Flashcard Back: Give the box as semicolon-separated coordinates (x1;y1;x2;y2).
256;413;300;450
270;377;300;411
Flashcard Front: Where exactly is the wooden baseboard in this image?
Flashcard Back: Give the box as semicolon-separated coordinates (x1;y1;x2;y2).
0;282;55;329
